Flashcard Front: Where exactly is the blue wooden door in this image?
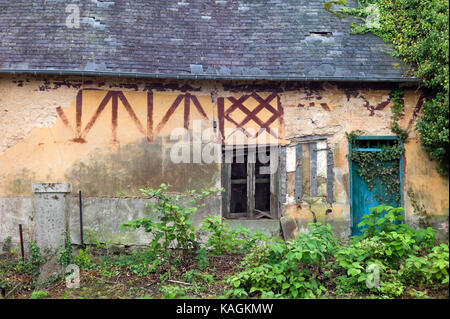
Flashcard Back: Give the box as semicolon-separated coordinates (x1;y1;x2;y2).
350;138;403;236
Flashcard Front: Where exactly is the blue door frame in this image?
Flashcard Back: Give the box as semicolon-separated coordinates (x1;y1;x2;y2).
348;136;405;236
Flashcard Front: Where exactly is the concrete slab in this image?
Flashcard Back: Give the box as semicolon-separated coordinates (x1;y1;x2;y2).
225;219;281;238
33;182;72;283
33;183;72;251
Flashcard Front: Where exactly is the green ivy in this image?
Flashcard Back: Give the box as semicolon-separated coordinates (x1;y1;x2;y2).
345;130;364;146
415;92;449;174
390;88;408;142
57;228;73;268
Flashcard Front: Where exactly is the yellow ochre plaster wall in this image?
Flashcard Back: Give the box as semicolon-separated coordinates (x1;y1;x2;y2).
0;75;447;238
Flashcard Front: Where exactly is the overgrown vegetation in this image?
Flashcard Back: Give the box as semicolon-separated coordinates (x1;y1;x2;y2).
226;204;447;299
120;184;224;278
57;228;73;268
334;205;447;297
0;185;448;299
14;241;43;284
225;222;337;298
389;88;408;143
327;0;449;174
200;215;269;255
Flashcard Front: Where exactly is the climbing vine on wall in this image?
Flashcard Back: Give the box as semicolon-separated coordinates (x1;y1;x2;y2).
345;130;363;146
347;131;403;203
389;88;408;142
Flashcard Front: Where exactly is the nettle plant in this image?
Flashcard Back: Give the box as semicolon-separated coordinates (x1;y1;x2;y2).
357;205;437;251
121;184;223;261
13;240;43;285
200;215;238;255
335;204;447;297
199;215;270;255
225;222;338;299
357;204;404;238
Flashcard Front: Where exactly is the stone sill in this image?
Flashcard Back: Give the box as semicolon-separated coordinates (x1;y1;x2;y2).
32;183;72;193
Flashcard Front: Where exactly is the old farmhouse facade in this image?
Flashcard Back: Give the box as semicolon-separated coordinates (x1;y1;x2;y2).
0;0;448;247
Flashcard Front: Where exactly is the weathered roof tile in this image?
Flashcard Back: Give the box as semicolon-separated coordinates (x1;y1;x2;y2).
0;0;414;80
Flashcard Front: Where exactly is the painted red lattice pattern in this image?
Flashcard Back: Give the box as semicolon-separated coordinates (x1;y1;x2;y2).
218;92;284;143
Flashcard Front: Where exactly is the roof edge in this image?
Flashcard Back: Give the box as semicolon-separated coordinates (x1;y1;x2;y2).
0;69;421;83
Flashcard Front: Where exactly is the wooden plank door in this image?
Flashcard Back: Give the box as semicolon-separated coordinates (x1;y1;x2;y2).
350;139;403;236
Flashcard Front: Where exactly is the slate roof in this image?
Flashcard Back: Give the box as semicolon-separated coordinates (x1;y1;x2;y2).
0;0;416;81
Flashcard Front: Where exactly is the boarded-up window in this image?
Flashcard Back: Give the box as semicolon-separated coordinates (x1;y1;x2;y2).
280;138;334;205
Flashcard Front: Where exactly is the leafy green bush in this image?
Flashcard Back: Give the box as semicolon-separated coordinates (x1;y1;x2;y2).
427;244;449;284
102;247;162;277
15;241;42;282
357;204;436;255
379;275;405;297
121;184;222;263
400;243;449;286
194;248;209;270
200;215;240;255
57;229;73;267
233;226;271;253
357;205;404;238
74;246;94;270
183;269;214;287
2;236;12;252
335;239;387;293
83;228;111;254
335;204;447;297
225;222;336;298
199;215;270;255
